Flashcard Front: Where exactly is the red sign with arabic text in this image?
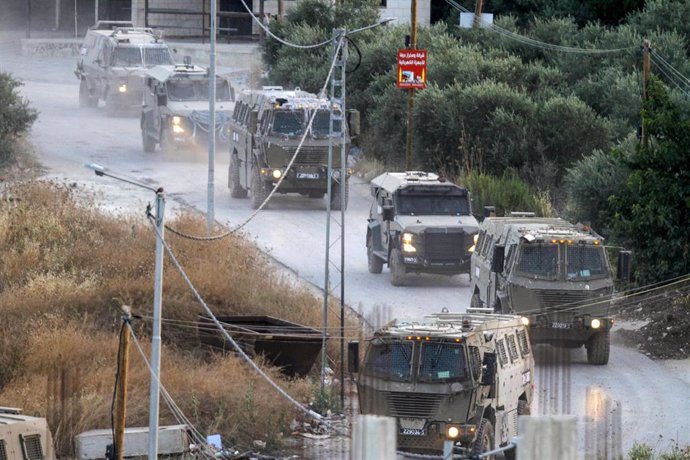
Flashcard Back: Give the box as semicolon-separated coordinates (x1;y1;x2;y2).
396;49;427;89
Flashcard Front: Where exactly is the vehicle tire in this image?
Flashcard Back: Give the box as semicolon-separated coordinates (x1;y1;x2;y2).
159;127;173;152
251;166;270;209
471;418;495;459
141;115;157;153
308;191;325;199
330;180;349;211
586;331;610;365
470;292;482;309
229;155;248;198
389;248;406;286
493;299;503;314
367;235;383;274
79;79;97;108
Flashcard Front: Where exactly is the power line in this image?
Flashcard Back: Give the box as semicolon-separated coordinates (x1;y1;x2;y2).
445;0;636;55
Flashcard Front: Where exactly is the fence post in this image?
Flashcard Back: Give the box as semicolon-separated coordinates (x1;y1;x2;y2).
518;416;577;460
351;415;396;460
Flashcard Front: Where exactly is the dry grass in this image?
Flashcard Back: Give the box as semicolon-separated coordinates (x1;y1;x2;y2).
0;180;356;454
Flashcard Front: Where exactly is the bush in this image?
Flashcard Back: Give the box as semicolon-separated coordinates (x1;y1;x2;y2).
0;73;38;165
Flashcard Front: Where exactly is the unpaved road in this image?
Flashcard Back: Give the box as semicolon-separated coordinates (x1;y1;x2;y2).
3;44;690;458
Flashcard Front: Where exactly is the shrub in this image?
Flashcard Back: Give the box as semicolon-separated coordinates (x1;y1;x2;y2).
0;72;38;164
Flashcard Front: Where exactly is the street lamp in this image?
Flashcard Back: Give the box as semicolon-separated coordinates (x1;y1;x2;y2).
85;163;166;460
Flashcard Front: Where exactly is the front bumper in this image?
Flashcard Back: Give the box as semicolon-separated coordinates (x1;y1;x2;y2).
400;253;471;275
261;166;352;193
527;315;613;346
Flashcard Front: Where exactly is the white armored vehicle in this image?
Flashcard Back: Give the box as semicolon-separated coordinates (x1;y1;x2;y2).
141;63;234;152
75;21;174;113
353;310;534;458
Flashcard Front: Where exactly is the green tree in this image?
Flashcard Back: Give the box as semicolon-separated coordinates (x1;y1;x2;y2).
0;72;38;164
609;77;690;284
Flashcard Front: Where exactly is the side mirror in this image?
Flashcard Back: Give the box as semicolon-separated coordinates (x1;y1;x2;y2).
157;93;167;106
617;250;633;281
348;341;359;373
347;109;360;137
480;352;496;386
249;110;259;134
382;204;394;222
484;206;496;218
491;245;505;273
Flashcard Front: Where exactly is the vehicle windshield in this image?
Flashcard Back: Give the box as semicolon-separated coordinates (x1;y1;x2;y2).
397;195;470;216
311;109;341;137
566;245;607;280
272;110;305;136
167;79;232;102
418;342;468;382
364;341;413;382
112;47;142;66
517;244;559;279
143;47;174;66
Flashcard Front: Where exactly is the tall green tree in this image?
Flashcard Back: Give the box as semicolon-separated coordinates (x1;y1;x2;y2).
0;73;38;164
609;77;690;284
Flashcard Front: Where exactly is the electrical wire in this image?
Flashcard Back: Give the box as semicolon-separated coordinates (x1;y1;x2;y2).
651;54;690;98
652;51;690;88
161;35;346;242
445;0;636;55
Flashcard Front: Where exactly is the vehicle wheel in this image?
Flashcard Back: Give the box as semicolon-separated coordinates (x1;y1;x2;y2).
330;180;349;211
159;127;173;152
586;331;610;365
308;191;325;199
367;235;383;274
493;299;503;314
79;80;97;108
250;166;270;209
471;418;495;459
141;115;157;153
229;156;248;198
517;399;531;416
470;292;482;309
389;248;406;286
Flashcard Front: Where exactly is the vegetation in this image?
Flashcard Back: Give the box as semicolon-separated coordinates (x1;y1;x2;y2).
0;181;355;455
263;0;690;284
0;72;38;165
627;442;690;460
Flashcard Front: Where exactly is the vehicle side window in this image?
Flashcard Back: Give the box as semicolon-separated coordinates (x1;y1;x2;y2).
506;334;518;363
481;235;494;257
506;244;516;269
476;230;486;257
517;329;530;357
496;338;508;367
232;102;241;120
468;346;481;378
260;110;270;132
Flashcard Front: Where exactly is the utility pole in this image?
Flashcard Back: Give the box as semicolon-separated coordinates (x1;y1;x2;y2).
404;0;417;170
147;188;166;460
114;306;132;460
473;0;484;28
278;0;284;18
641;39;651;148
207;0;217;234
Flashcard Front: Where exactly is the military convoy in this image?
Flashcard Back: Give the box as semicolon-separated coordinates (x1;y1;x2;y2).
75;21;174;113
352;310;534;458
141;63;235;152
469;213;632;365
366;171;479;286
227;87;356;209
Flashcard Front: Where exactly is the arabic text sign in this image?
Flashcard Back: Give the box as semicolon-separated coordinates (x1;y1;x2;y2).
397;49;427;89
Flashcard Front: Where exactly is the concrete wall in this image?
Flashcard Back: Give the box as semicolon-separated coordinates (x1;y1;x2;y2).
381;0;431;26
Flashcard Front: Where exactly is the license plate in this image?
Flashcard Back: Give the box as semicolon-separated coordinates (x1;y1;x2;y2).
551;322;572;329
297;172;319;179
400;428;426;436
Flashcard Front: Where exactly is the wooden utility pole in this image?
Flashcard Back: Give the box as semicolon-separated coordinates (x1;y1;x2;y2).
641;39;651;148
473;0;484;28
278;0;284;18
114;306;132;460
404;0;418;170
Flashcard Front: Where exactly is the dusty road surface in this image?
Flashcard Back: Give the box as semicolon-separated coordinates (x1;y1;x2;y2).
3;44;690;459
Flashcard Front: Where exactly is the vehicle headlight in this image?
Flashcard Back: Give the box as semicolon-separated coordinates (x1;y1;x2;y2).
591;318;601;329
172;116;185;134
402;243;416;253
118;83;127;93
402;233;414;244
446;426;460;439
272;169;282;179
521;316;530;326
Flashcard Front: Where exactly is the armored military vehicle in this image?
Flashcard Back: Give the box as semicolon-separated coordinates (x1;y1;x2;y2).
366;171;479;286
352;310;534;458
227;86;357;209
469;213;632;365
75;21;174;113
0;407;56;460
141;63;234;152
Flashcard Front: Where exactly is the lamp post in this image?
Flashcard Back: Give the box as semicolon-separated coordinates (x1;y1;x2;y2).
84;163;165;460
207;0;217;234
